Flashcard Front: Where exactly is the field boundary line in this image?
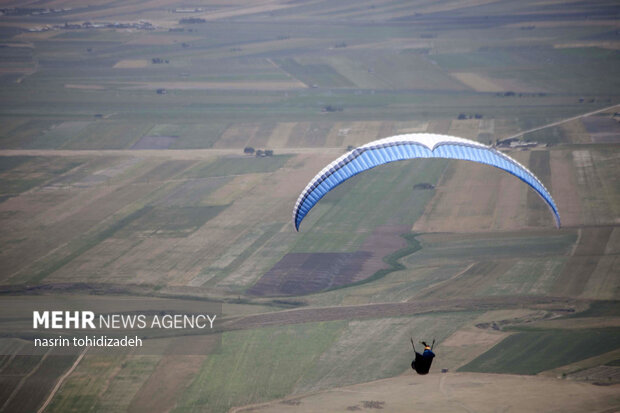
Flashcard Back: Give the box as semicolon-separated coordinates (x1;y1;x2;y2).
37;346;89;413
502;103;620;141
229;375;404;413
0;342;25;375
570;228;582;256
1;348;50;412
266;57;308;87
407;262;475;301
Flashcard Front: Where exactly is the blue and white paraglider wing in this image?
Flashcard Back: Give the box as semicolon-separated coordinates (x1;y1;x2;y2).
293;133;560;231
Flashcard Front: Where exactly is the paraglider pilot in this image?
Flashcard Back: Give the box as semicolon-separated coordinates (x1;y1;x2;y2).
410;338;435;375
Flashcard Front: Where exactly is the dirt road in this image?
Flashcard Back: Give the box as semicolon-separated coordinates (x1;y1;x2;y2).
501;103;620;141
222;295;583;332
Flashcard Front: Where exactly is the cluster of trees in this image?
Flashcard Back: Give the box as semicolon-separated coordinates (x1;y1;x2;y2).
457;113;483;120
244;147;274;157
152;58;169;64
413;183;435;190
495;91;547;97
322;104;343;112
179;17;206;24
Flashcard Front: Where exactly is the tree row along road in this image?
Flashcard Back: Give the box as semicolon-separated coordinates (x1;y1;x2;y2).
220;296;584;332
0;147;345;159
1;103;617;160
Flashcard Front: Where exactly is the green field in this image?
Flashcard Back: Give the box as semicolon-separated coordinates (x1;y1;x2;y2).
275;58;356;88
187;155;293;178
293;159;447;252
0;350;78;412
0;156;84;197
174;312;477;413
174;322;345;413
459;328;620;375
47;354;160;413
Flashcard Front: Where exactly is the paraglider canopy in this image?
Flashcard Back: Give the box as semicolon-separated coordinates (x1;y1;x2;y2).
293;133;560;231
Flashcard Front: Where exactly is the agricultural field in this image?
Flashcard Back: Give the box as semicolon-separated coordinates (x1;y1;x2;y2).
243;373;620;413
459;328;620;375
0;0;619;412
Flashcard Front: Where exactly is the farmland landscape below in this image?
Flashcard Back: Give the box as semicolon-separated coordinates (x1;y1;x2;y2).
0;0;619;412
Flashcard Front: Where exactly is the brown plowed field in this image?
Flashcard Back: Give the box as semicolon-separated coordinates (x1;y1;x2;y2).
247;252;372;296
357;225;410;281
248;225;409;296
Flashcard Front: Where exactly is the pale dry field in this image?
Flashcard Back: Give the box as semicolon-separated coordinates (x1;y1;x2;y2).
571;149;620;225
113;59;149;69
347;38;434;51
451;72;543;94
549;149;583;227
560;119;591;144
38;0;187;21
412;152;532;233
187;1;308;22
340;121;384;148
12;150;336;289
447;119;482;140
125;35;202;45
411;144;611;232
554;42;620;50
451;72;505;92
213;124;260;149
119;80;307;91
64;83;106;89
325;0;498;21
504;19;620;29
266;123;297;148
239;372;620;413
393;120;429;135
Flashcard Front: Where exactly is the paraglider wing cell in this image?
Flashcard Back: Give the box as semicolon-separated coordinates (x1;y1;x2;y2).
293;133;560;230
